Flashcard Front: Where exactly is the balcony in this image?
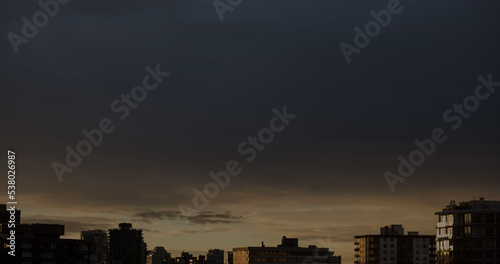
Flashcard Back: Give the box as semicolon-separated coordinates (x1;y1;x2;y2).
437;222;447;228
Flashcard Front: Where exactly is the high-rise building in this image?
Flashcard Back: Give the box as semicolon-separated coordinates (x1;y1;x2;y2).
82;229;108;264
435;198;500;264
227;251;233;264
233;236;341;264
109;222;146;264
354;224;436;264
207;249;224;264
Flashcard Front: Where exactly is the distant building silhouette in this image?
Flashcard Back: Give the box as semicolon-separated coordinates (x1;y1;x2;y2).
354;224;436;264
207;249;224;264
435;198;500;264
82;229;108;264
109;222;146;264
227;251;233;264
197;254;207;264
233;236;341;264
176;251;196;264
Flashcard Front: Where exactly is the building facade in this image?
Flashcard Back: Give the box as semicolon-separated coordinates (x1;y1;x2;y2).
233;236;341;264
207;249;224;264
82;229;108;264
1;205;91;263
435;198;500;264
2;223;91;263
108;222;146;264
354;225;436;264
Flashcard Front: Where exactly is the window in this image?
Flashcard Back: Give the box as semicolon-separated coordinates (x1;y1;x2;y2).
485;213;495;223
79;244;89;251
472;213;484;224
22;243;32;249
472;240;483;248
465;214;472;225
41;252;53;258
465;227;471;237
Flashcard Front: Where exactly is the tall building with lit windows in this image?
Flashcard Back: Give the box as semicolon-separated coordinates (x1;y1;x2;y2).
233;236;341;264
435;198;500;264
354;225;436;264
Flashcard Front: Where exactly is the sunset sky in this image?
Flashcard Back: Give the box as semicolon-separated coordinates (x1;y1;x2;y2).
1;1;500;263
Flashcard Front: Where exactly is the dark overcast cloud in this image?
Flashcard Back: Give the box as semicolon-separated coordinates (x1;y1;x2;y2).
1;0;500;262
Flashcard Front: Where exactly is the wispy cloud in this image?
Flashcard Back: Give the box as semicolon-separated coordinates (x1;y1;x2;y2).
132;210;243;225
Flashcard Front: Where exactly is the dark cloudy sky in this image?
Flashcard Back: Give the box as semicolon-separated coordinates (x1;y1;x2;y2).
1;0;500;262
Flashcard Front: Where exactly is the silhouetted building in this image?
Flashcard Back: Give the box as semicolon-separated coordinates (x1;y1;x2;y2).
1;223;91;263
354;225;436;264
176;251;196;264
227;251;233;264
0;204;20;263
82;229;108;264
1;205;90;263
0;204;20;226
435;198;500;264
207;249;224;264
233;236;341;264
197;255;207;264
147;246;172;264
108;223;146;264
